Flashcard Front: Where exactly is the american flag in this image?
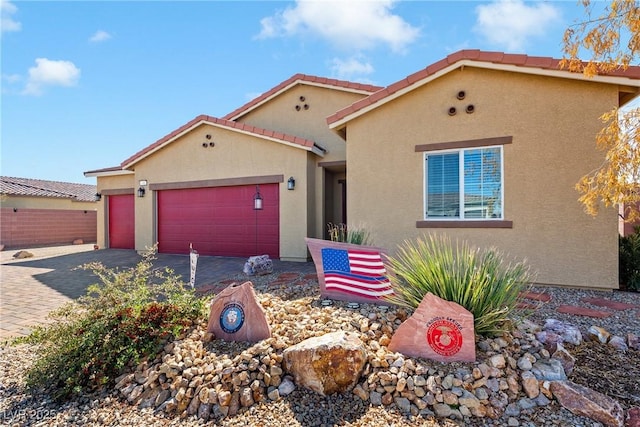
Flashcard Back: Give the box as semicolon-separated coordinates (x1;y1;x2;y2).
321;248;393;299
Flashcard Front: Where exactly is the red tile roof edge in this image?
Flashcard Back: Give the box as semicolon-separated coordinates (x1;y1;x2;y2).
327;49;640;126
0;176;97;202
121;115;319;168
222;73;383;121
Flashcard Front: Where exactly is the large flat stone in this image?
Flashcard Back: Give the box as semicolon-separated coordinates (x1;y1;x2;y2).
556;305;612;318
550;380;624;427
388;292;475;363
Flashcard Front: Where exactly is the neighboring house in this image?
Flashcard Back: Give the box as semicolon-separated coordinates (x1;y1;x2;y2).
0;176;97;249
85;50;640;289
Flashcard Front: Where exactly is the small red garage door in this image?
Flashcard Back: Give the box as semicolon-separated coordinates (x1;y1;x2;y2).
108;194;135;249
157;184;279;258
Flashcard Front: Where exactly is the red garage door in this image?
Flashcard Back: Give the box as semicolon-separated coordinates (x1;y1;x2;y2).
108;194;135;249
157;184;279;258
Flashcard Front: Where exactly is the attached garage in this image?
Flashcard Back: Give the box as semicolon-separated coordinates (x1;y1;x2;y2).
108;194;134;249
157;184;279;258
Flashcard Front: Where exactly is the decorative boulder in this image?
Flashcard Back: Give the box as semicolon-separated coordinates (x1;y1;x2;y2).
206;281;271;343
283;331;367;395
388;292;476;363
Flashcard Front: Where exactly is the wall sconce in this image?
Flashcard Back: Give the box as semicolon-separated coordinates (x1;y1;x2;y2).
138;179;147;198
287;176;296;190
13;208;18;212
253;185;263;210
137;187;146;198
95;193;102;201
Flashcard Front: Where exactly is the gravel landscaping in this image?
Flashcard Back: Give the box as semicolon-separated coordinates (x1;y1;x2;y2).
1;273;639;427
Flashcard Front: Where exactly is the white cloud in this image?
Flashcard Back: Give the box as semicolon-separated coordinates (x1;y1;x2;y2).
330;56;374;81
257;0;420;53
89;30;112;43
23;58;81;96
1;0;21;33
474;0;560;51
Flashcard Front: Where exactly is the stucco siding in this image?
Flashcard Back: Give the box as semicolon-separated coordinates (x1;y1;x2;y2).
129;124;312;260
235;84;366;163
346;67;619;288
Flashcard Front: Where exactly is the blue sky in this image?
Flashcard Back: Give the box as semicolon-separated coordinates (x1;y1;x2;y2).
0;1;602;184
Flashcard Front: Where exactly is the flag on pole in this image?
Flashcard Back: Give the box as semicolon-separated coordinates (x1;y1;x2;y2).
189;243;199;289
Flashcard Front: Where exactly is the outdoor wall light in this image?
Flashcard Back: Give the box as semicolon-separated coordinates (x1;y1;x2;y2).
95;193;102;201
287;176;296;190
253;185;263;210
137;187;146;198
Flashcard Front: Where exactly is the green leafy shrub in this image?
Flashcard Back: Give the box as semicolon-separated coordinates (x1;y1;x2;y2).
15;248;206;401
384;235;532;336
327;222;372;245
620;226;640;291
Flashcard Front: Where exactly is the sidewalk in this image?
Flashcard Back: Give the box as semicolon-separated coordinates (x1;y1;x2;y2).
0;245;315;340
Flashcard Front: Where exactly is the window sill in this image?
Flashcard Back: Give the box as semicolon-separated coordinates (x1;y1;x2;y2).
416;220;513;229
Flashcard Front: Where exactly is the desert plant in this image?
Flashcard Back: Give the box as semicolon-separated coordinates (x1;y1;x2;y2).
620;226;640;291
14;247;206;401
327;222;372;246
385;235;532;336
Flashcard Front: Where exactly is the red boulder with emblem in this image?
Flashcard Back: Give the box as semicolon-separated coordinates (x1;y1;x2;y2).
388;292;476;362
206;281;271;342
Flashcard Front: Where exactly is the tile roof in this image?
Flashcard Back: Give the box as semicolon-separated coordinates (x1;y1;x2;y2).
327;49;640;127
120;114;323;169
222;73;383;121
0;176;97;202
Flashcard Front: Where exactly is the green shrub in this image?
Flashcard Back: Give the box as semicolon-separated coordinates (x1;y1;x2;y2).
620;226;640;291
327;222;372;246
384;235;532;336
14;248;206;401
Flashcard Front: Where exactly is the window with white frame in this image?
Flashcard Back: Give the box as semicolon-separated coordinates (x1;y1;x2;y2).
424;146;503;220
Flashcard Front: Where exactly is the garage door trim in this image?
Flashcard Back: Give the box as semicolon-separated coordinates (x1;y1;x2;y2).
150;174;284;191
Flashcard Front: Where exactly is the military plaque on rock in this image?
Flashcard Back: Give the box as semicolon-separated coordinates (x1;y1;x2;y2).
388;292;476;363
206;281;271;342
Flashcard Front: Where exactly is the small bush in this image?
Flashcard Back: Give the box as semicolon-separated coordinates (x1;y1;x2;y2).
327;223;372;246
620;226;640;291
14;248;206;401
384;235;532;336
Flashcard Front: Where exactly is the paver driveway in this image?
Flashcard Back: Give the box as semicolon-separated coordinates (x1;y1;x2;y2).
0;245;314;340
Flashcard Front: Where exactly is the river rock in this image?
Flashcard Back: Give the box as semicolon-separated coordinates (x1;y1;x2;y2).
206;281;271;342
282;331;367;395
388;292;475;362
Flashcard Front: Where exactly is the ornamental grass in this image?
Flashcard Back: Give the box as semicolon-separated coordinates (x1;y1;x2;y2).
384;235;532;336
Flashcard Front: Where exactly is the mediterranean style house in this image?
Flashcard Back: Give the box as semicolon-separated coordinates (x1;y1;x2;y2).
85;50;640;289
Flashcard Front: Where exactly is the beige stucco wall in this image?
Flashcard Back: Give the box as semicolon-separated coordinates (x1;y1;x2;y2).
236;83;370;238
94;173;135;249
345;67;620;289
130;123;313;261
1;195;96;211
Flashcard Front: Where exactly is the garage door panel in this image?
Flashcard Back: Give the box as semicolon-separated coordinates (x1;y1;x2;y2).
108;194;135;249
158;185;279;258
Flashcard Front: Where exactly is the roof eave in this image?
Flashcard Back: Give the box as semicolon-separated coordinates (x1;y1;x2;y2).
328;59;640;129
122;118;324;169
84;168;134;178
225;79;379;122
